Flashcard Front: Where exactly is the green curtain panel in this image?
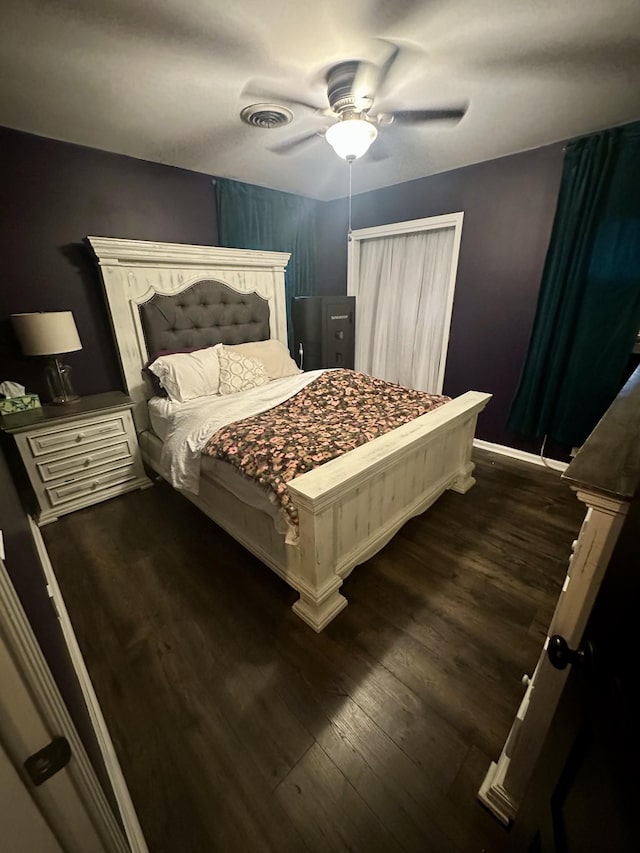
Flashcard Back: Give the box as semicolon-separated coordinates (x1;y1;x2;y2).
215;178;318;344
508;121;640;447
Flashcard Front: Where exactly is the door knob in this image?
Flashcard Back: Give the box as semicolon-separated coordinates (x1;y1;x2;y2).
547;634;592;670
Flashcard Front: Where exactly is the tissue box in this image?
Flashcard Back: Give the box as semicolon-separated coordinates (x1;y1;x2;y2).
0;394;41;416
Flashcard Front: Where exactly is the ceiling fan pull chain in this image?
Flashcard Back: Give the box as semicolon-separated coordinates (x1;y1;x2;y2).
348;158;353;238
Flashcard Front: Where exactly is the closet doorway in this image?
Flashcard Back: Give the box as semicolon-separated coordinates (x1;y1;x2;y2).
348;212;463;394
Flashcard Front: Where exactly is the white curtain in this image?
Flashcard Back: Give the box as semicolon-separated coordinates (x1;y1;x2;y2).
350;227;455;393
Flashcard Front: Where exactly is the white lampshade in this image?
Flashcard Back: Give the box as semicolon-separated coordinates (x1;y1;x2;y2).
325;118;378;160
11;311;82;356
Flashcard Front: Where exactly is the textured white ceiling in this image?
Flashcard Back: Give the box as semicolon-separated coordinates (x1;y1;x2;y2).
2;0;639;200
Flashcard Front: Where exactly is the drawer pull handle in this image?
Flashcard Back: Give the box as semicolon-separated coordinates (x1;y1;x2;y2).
58;482;87;497
77;427;113;442
49;459;81;474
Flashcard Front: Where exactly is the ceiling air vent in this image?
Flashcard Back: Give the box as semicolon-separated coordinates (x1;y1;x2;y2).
240;103;293;129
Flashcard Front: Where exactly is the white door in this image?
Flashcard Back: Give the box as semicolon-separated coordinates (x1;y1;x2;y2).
0;739;63;853
0;554;130;853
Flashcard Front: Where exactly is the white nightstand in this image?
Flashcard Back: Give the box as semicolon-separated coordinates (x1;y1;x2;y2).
1;391;152;525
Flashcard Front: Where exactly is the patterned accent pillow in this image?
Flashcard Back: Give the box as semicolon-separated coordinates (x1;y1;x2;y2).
221;340;301;379
217;347;268;395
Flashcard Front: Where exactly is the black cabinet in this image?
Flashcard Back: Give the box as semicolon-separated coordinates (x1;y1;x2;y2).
291;296;355;370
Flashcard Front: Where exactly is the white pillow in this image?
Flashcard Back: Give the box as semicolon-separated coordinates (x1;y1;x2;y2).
222;339;301;380
148;346;221;403
217;348;268;395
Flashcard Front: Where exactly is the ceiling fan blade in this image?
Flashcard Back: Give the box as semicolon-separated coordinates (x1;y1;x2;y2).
376;41;401;92
351;61;379;111
352;41;400;110
268;131;322;155
390;106;467;124
366;136;391;162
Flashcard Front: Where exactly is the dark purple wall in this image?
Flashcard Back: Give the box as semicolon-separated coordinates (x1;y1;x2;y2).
0;127;218;402
317;144;566;455
1;126;566;454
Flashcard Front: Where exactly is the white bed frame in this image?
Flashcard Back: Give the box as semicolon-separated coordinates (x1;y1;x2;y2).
88;236;491;631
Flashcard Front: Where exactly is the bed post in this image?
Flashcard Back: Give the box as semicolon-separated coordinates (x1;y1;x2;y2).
449;414;480;494
292;584;349;634
286;493;348;632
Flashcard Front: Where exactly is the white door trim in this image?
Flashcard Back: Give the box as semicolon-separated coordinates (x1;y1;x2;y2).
347;212;464;394
28;516;149;853
0;552;130;853
348;211;464;241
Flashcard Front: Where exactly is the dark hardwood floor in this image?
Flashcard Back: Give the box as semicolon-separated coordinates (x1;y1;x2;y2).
42;450;584;853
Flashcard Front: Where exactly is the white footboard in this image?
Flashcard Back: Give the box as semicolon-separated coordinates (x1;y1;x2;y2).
287;391;491;630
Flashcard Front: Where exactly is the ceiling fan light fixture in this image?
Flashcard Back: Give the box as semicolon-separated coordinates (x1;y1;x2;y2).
325;118;378;160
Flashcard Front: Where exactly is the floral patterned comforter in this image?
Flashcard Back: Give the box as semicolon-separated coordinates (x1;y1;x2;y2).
203;369;451;526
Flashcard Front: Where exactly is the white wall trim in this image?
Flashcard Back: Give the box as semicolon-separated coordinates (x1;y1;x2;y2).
348;211;464;240
29;517;149;853
473;439;568;473
347;211;464;395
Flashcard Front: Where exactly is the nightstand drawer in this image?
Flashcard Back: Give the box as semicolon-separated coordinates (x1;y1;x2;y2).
27;414;127;457
35;439;133;483
45;462;138;507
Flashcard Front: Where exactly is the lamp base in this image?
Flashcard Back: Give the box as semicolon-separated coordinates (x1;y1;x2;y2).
45;358;79;405
49;393;80;406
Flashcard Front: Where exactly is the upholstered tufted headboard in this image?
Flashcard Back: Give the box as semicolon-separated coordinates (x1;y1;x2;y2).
87;237;291;432
139;279;270;357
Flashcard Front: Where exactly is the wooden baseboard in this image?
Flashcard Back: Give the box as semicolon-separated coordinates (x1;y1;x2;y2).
473;439;568;473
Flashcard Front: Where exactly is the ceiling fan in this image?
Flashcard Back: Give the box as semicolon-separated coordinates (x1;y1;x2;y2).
242;43;468;161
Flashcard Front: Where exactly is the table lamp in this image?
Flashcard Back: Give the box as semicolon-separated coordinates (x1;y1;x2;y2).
11;311;83;404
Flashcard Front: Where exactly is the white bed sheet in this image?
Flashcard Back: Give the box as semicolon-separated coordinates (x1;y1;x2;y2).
148;395;292;534
150;370;326;494
148;396;174;442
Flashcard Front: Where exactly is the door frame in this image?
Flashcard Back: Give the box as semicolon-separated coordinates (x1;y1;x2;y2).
0;551;130;852
347;211;464;394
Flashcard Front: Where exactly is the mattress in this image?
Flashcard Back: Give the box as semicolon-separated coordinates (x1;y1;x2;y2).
151;371;324;493
147;395;290;535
